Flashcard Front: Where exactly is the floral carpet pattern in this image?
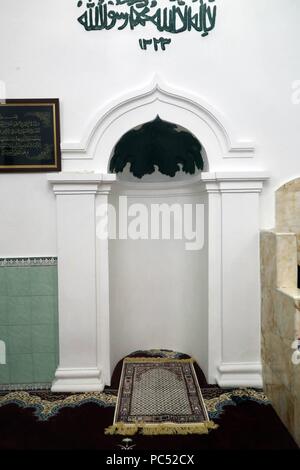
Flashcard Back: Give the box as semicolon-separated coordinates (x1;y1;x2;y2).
0;387;268;422
0;351;295;450
0;390;117;421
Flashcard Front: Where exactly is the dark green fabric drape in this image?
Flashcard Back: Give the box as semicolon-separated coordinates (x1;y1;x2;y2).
109;116;204;179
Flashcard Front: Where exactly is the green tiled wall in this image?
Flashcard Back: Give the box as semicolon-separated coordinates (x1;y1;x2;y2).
0;259;59;388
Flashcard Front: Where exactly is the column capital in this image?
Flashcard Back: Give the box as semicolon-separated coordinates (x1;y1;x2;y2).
97;184;114;196
201;171;269;194
47;172;116;196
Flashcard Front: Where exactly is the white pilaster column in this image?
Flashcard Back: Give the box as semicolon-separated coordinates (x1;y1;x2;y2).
203;181;222;385
48;173;115;392
95;182;114;386
202;172;269;387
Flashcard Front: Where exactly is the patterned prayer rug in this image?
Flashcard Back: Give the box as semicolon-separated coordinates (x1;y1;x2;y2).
105;357;218;436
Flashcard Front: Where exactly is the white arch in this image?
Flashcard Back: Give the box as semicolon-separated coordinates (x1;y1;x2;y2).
61;76;255;173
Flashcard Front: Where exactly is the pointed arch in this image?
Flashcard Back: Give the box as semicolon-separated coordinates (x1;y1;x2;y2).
61;77;255;173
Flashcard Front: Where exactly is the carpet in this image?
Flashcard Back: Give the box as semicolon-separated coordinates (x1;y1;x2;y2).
0;386;297;449
0;350;298;449
105;357;217;436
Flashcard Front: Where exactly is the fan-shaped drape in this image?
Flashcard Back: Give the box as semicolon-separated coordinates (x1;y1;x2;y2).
109;116;204;179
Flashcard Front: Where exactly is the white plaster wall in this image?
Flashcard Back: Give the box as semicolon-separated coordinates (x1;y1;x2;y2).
0;0;299;249
0;0;299;377
0;174;57;257
109;190;208;372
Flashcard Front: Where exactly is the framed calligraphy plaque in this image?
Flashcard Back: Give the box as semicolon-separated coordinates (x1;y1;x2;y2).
0;99;61;172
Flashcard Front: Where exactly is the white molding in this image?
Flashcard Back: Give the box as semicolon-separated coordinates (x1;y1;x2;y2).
115;171;269;189
206;189;222;384
113;171;269;197
48;172;116;195
202;171;269;193
96;191;111;385
210;171;269;181
51;367;104;392
216;363;263;388
60;76;255;163
47;170;269;199
48;172;116;184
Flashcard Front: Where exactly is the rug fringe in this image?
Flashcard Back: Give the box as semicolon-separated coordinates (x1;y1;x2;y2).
105;421;218;436
141;421;218;435
123;357;194;364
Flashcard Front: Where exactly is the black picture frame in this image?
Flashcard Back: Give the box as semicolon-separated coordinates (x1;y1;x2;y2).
0;98;61;172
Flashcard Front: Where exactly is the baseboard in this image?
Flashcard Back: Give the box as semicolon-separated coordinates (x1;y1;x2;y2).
51;367;104;392
215;362;263;388
0;383;51;391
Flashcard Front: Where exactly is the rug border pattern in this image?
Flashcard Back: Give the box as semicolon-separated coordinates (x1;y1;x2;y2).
110;358;213;435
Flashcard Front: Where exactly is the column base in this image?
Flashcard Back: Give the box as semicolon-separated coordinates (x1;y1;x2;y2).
216;362;263;388
51;367;104;392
